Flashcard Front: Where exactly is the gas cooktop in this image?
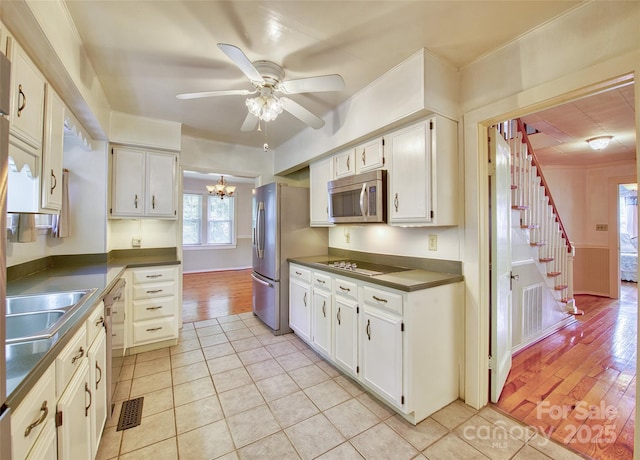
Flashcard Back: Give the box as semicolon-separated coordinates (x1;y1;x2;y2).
320;260;409;277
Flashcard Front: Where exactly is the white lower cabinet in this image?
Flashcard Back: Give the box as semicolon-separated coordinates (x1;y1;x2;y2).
88;328;107;460
126;265;180;351
311;272;332;357
25;419;57;460
361;304;403;408
57;360;91;460
289;262;462;424
289;267;311;342
333;277;358;378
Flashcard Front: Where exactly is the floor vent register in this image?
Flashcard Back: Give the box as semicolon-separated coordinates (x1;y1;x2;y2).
117;397;144;431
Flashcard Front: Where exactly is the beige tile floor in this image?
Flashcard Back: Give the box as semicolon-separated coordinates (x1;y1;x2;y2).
97;313;586;460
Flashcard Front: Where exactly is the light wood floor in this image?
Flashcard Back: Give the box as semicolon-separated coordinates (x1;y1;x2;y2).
496;282;637;460
182;270;637;459
181;269;253;323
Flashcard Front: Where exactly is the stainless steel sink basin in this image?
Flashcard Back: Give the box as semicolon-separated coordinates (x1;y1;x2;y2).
6;290;90;315
6;310;67;342
5;289;96;344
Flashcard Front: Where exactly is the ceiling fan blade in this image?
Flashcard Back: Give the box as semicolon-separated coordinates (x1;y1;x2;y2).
217;43;265;84
176;89;256;100
240;112;258;132
281;97;325;129
279;74;344;94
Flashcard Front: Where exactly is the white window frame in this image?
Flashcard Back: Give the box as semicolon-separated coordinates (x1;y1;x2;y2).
182;190;237;249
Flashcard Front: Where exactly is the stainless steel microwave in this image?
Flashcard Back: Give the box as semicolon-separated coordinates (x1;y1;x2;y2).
328;170;387;223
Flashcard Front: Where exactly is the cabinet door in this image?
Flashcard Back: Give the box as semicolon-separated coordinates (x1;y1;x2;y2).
8;39;45;149
88;330;107;460
57;360;92;460
312;289;332;357
289;278;311;342
309;156;333;226
25;421;57;460
361;306;403;408
334;295;358;377
111;148;145;217
355;137;384;173
333;149;355;178
41;85;65;211
146;151;176;217
389;122;432;224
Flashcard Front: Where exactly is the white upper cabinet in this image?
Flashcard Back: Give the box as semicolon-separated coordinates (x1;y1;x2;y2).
333;148;355;178
309;156;334;227
355;137;385;173
41;86;65;211
388;115;458;226
7;37;45;150
110;147;177;219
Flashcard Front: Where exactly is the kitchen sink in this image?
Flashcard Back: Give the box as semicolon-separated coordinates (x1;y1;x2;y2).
6;290;91;315
5;289;97;344
6;310;67;342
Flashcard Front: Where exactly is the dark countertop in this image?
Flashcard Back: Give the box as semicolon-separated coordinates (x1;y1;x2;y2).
5;251;180;409
288;255;464;291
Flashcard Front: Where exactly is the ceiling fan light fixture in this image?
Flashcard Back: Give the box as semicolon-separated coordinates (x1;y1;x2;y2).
245;90;284;123
586;135;613;150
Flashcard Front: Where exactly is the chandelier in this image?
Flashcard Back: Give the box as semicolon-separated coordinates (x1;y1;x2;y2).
206;176;236;199
245;87;283;122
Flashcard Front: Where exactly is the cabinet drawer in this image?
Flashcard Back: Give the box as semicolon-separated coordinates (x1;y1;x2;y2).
290;265;311;284
132;281;175;300
132;267;176;284
313;272;332;290
11;364;55;460
133;316;177;344
133;296;176;321
363;285;403;315
55;327;87;396
334;277;357;302
86;302;105;346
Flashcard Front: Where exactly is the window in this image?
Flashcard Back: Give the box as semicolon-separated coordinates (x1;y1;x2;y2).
183;193;236;247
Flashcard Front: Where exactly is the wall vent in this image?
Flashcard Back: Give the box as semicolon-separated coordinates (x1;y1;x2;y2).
522;283;543;340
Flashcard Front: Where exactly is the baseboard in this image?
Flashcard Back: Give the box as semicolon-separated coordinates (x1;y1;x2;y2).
183;266;252;274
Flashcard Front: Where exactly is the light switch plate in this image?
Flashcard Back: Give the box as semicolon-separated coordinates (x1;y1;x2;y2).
132;237;141;247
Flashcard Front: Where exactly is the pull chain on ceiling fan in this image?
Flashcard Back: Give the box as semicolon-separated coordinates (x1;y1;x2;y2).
177;43;345;131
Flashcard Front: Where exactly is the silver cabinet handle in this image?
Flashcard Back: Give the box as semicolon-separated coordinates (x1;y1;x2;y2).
295;271;302;276
366;319;371;340
361;148;366;165
134;194;139;208
24;401;48;437
346;155;350;171
322;300;326;317
339;285;350;292
146;306;163;311
146;327;163;332
316;279;326;284
146;289;163;294
146;274;163;279
303;292;307;307
152;195;156;209
394;193;399;212
337;307;341;325
372;295;388;303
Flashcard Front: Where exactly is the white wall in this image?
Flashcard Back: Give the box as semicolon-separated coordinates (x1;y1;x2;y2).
182;177;254;273
7;139;108;266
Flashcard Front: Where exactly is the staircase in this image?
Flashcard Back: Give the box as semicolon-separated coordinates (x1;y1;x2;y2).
500;119;580;316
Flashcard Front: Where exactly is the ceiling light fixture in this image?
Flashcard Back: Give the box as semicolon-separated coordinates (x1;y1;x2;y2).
586;135;613;150
245;87;283;122
206;175;236;199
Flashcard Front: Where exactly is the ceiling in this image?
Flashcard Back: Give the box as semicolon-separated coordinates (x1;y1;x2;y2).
63;0;586;150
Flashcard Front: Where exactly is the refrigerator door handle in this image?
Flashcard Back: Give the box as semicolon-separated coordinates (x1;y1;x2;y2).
256;201;265;259
251;273;273;288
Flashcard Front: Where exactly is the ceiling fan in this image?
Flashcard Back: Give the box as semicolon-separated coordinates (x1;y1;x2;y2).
176;43;345;131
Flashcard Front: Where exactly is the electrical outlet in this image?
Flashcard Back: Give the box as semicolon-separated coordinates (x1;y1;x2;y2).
345;232;350;244
595;224;608;231
428;234;437;251
132;237;141;247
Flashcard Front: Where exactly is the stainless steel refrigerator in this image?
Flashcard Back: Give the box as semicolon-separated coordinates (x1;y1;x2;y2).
1;51;12;460
252;183;327;335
